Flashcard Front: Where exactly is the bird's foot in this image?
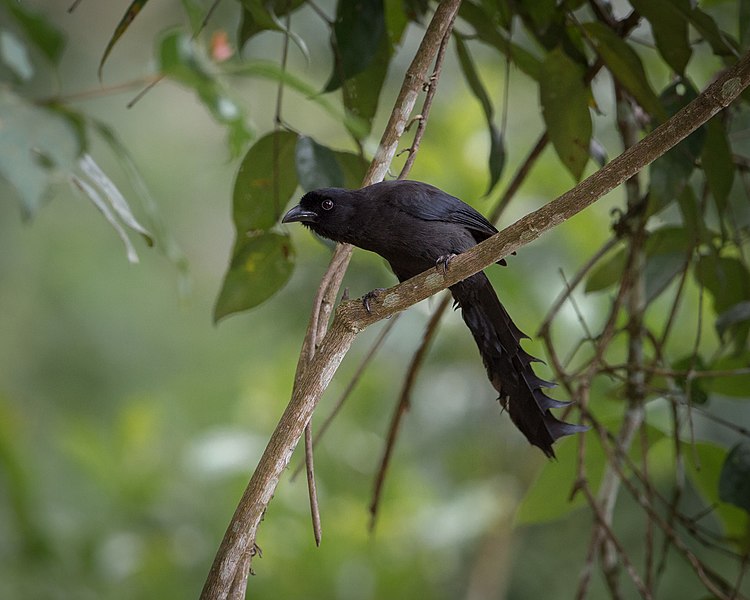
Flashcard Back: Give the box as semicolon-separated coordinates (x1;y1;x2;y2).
435;253;457;275
362;288;385;314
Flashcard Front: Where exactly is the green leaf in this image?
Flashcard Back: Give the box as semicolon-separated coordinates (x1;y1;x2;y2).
644;227;690;303
720;442;750;514
0;89;81;216
295;136;344;191
516;435;602;525
683;6;738;58
704;352;750;397
384;0;409;49
325;0;386;92
716;302;750;340
98;0;150;80
686;442;749;544
214;232;295;321
671;354;709;405
630;0;691;75
158;30;253;157
742;0;750;53
233;131;299;233
648;80;704;213
4;0;65;64
333;150;368;189
0;30;34;81
341;33;391;137
585;247;626;294
455;36;506;192
459;2;541;81
229;61;368;139
582;22;664;119
238;0;306;48
539;47;591;181
702;117;734;216
238;0;308;60
695;253;750;350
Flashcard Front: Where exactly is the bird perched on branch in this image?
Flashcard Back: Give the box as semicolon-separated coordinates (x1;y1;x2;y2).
282;180;585;457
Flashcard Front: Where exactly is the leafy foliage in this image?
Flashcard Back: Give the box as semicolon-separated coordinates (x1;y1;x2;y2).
3;0;750;599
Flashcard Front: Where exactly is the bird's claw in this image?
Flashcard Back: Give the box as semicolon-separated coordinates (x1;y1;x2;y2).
362;288;385;313
435;253;457;275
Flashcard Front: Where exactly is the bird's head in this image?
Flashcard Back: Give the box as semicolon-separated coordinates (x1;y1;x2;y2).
281;188;359;244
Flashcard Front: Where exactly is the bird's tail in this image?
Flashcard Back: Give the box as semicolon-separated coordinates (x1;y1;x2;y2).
451;273;586;458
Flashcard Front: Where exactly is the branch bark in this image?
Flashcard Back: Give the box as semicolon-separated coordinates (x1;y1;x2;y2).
201;31;750;600
200;1;463;598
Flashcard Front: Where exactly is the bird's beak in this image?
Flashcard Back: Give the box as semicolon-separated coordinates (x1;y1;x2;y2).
282;204;318;224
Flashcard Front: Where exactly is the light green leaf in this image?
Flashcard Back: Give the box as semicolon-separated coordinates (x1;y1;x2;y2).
539;47;591;181
0;89;81;216
4;0;65;64
585;247;626;294
0;30;34;80
687;442;749;545
704;352;750;398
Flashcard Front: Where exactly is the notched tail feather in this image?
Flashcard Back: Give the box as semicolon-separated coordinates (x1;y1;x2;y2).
452;274;587;458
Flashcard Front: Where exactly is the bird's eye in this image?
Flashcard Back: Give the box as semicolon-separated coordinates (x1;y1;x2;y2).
321;199;334;211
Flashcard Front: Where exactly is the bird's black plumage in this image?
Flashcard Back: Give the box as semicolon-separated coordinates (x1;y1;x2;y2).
282;180;585;457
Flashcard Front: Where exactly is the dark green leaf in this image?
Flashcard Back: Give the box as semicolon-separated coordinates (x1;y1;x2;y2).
295;136;344;191
720;442;750;513
671;355;708;405
539;47;591;181
333;150;368;189
742;0;750;53
702;117;734;216
458;2;541;81
342;34;391;137
684;6;738;58
238;0;308;60
98;0;150;80
687;443;749;544
644;227;690;302
716;302;750;340
629;0;691;75
5;0;65;64
648;80;704;213
455;36;505;192
214;232;295;321
704;353;750;397
696;254;750;350
233;131;299;233
325;0;386;92
676;185;707;244
0;89;81;216
582;22;664;119
585;247;626;294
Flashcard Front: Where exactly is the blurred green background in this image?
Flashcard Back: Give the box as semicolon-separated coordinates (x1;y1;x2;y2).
1;1;747;599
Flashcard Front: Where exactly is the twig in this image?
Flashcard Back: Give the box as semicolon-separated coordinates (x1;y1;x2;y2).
369;293;452;531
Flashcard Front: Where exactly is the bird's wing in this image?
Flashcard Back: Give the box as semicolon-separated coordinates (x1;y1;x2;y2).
383;182;498;238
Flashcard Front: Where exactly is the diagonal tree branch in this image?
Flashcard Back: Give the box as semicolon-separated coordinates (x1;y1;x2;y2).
200;2;463;598
201;27;750;600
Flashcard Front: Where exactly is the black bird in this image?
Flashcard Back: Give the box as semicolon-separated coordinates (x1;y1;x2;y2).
282;180;585;457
